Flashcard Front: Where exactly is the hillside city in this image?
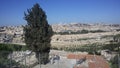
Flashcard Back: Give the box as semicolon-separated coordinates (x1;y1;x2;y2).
0;23;120;68
0;23;120;44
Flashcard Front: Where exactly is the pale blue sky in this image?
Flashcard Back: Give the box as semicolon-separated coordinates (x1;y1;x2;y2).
0;0;120;26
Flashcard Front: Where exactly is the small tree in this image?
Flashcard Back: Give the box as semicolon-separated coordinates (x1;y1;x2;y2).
24;3;53;64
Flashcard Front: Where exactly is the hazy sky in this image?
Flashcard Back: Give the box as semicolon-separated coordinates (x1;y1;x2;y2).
0;0;120;26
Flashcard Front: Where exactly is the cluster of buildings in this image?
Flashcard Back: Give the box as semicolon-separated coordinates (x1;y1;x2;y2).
52;23;120;32
0;26;23;44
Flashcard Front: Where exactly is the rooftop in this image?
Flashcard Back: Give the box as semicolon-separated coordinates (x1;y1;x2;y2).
67;54;110;68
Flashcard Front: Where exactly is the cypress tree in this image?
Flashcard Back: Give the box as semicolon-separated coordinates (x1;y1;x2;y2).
24;3;53;64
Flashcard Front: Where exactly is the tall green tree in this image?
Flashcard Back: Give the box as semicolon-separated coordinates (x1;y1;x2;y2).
24;3;53;64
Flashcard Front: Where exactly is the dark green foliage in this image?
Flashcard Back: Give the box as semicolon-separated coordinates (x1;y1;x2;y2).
101;35;114;38
77;38;95;41
102;43;119;51
101;36;119;68
80;29;89;34
116;29;120;31
0;44;28;67
100;34;120;53
54;29;105;35
102;34;120;52
109;55;119;68
59;43;102;55
0;43;27;51
35;52;49;64
0;51;26;68
54;30;88;35
89;30;105;33
24;3;53;64
113;34;120;42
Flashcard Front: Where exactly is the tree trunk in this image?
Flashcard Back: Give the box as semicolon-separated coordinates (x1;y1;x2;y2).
35;51;49;64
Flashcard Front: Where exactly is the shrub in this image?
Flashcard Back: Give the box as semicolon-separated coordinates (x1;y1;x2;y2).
0;43;28;51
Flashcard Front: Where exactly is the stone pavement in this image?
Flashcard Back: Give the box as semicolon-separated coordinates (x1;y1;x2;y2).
33;57;74;68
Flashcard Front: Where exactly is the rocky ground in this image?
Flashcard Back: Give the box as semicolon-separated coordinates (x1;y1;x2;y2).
33;57;73;68
7;50;88;67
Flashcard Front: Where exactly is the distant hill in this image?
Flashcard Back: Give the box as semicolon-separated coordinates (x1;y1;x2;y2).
0;23;120;48
52;23;120;32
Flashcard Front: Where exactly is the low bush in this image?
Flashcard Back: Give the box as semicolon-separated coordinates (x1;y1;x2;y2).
0;43;28;51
